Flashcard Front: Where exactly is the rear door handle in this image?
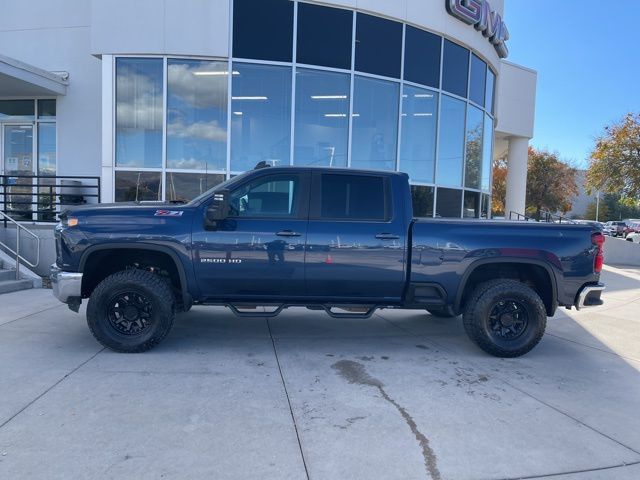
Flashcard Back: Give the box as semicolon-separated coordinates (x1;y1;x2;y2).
375;233;400;240
276;230;301;237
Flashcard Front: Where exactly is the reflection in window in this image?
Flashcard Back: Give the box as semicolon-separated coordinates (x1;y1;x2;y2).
38;123;56;175
294;69;350;167
115;171;162;202
166;173;225;202
233;0;294;62
463;191;481;218
436;188;462;218
231;63;291;171
229;174;299;218
166;59;227;171
116;58;163;168
411;185;435;217
464;106;484;189
297;3;352;69
486;68;496;115
442;40;469;98
482;114;494;191
481;193;491;218
351;76;399;171
404;26;441;88
38;99;56;119
355;13;403;79
320;174;385;221
400;86;438;183
469;54;487;107
437;96;466;187
0;100;34;120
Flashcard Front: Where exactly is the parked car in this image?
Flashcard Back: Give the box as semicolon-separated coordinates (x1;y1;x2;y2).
50;166;606;358
572;220;604;229
626;232;640;244
604;221;626;237
622;220;640;237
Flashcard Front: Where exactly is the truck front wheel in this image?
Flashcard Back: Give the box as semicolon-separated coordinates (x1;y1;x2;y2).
463;280;546;358
87;270;175;353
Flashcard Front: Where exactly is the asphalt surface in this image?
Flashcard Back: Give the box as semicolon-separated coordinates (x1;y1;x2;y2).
0;265;639;480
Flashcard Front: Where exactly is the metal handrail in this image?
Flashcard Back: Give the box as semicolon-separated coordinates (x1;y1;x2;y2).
0;210;40;280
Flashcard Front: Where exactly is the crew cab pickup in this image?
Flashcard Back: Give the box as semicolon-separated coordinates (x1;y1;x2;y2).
50;166;605;357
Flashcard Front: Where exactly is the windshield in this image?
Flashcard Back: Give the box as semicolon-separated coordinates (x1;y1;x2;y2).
187;171;254;205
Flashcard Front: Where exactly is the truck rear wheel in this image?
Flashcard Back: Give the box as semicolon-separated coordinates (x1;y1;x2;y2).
463;280;546;358
87;270;175;353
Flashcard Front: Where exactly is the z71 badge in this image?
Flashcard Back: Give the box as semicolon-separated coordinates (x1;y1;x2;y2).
154;210;184;217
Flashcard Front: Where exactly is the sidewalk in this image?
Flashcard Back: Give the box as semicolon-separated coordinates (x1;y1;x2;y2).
0;266;639;479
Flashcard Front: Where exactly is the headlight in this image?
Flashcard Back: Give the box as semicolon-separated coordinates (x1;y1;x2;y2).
60;217;79;228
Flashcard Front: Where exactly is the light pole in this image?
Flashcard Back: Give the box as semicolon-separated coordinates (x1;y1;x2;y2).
595;190;600;222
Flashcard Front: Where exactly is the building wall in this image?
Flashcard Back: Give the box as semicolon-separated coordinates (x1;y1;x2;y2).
0;0;102;177
90;0;503;71
2;0;534;219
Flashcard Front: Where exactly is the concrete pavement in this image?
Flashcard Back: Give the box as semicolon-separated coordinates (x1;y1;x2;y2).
0;265;639;479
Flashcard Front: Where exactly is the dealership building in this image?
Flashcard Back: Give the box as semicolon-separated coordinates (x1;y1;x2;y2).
0;0;536;220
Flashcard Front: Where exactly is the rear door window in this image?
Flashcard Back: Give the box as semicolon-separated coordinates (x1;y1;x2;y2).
318;174;388;221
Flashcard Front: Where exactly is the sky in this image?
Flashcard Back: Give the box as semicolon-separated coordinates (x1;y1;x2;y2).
504;0;640;168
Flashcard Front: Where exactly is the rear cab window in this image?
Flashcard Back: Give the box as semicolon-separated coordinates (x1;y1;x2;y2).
312;173;390;221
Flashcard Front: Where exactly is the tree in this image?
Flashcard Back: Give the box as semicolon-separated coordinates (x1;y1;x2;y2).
586;113;640;198
585;200;610;222
491;156;507;216
601;193;640;221
526;147;578;218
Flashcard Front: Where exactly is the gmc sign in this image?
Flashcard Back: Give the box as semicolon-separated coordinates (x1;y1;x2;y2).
446;0;509;58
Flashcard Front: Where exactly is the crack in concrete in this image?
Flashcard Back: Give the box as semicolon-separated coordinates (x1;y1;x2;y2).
332;360;441;480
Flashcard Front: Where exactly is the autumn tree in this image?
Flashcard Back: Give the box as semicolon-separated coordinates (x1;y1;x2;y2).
586;113;640;198
491;156;508;216
526;147;578;218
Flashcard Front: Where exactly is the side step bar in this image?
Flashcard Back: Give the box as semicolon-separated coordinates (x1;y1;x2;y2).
226;304;378;319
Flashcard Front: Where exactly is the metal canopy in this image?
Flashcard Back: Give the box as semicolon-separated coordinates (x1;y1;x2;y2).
0;54;67;97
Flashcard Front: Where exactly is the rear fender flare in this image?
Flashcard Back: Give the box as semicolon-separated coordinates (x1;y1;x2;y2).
455;258;558;315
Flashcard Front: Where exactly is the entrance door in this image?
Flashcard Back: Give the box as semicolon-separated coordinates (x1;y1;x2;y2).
2;124;34;219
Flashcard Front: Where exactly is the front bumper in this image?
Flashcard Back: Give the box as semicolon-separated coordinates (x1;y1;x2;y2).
575;283;605;310
50;264;83;304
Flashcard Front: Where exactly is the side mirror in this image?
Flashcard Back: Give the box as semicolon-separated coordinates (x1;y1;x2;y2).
204;189;229;229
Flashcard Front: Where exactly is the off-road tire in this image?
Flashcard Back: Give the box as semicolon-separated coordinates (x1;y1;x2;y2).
87;269;175;353
463;279;546;358
427;306;458;318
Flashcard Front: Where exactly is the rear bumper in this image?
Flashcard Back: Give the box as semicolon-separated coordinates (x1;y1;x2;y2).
575;283;605;310
50;263;82;304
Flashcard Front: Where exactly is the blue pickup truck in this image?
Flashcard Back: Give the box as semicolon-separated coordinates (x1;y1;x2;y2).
50;166;605;357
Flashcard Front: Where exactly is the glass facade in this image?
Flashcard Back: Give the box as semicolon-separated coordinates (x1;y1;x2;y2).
112;1;495;216
231;63;291;171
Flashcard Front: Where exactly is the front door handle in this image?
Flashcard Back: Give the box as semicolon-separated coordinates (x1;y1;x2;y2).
375;233;400;240
276;230;301;237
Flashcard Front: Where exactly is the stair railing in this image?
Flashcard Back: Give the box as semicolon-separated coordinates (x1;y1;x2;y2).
0;211;40;280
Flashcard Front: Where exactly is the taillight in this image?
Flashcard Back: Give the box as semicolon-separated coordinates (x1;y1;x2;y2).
592;232;605;273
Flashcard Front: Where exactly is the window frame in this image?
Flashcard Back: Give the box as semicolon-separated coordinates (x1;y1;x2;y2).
309;171;392;222
222;171;310;220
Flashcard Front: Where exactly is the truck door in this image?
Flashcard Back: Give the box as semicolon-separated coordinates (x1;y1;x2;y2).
192;171;310;300
304;172;406;302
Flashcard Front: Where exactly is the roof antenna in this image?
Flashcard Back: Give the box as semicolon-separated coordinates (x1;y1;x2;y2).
254;161;271;170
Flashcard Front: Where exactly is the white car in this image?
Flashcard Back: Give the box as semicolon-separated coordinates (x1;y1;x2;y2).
626;232;640;244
